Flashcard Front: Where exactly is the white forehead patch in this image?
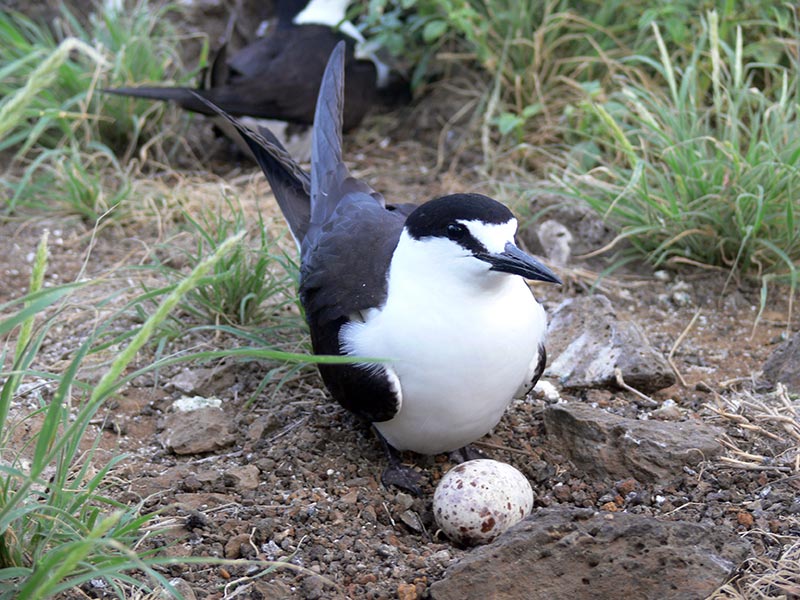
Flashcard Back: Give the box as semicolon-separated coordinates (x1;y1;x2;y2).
462;219;518;254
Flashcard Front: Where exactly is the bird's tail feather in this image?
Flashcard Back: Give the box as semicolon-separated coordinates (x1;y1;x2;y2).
189;92;312;246
309;41;348;227
102;86;222;115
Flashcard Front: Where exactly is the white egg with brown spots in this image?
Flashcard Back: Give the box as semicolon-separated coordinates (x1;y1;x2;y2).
433;459;534;546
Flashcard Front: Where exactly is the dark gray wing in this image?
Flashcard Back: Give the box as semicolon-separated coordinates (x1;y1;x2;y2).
300;198;404;423
300;42;404;422
302;40;397;322
300;198;403;324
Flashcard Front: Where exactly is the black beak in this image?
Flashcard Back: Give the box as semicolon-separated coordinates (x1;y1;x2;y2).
479;242;562;284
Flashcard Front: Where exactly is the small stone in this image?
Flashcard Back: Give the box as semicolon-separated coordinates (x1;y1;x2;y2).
395;492;414;511
616;479;639;496
340;490;359;504
224;533;252;559
651;399;682;421
171;395;221;412
183;510;209;531
161;408;235;455
362;504;377;523
532;380;560;402
737;511;754;528
553;484;571;503
355;573;377;584
223;464;261;490
398;582;418;600
167;369;203;394
399;510;423;532
161;578;196;600
600;502;618;512
182;474;202;492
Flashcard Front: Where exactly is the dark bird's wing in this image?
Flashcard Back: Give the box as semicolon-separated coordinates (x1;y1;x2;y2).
300;41;403;325
102;85;209;112
299;42;405;422
191;43;405;423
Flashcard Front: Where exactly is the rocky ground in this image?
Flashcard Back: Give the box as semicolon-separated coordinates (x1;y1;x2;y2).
3;105;800;600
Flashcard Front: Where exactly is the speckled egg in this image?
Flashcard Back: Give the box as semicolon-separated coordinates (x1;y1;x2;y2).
433;459;533;546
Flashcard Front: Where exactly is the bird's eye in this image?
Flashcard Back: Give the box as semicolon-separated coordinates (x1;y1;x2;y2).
446;223;467;240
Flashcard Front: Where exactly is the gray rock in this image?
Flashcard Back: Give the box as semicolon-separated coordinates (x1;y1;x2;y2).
761;331;800;394
543;403;723;482
167;368;205;394
161;407;235;455
430;507;750;600
545;295;675;393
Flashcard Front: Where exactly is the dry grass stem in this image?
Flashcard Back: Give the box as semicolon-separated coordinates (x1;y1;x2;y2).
668;309;702;388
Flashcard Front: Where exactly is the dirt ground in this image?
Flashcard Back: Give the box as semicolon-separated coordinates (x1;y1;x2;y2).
2;111;800;599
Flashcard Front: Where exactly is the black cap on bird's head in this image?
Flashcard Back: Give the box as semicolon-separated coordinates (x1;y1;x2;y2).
403;194;562;285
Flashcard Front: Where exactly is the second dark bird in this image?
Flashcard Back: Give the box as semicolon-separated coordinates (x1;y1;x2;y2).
105;0;408;158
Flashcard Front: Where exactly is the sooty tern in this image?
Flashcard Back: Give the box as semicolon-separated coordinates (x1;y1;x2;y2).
104;0;407;159
195;42;560;490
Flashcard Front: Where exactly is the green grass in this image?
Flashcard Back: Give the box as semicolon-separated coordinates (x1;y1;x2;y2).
363;0;796;153
550;10;799;326
0;0;204;221
553;12;800;275
3;142;134;220
0;225;354;597
0;0;200;160
155;197;303;329
0;231;243;598
140;193;313;406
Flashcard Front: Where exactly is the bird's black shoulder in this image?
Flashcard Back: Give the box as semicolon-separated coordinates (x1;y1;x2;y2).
299;194;404;325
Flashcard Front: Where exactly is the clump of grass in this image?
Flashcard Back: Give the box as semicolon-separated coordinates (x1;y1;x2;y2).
139;190;313;403
1;0;204;222
0;231;245;598
3;142;134;220
553;11;800;297
362;0;626;143
0;0;199;161
151;195;303;331
362;0;796;160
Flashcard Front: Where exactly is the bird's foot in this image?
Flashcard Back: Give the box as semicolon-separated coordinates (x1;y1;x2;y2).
449;444;487;463
380;464;423;496
374;426;425;495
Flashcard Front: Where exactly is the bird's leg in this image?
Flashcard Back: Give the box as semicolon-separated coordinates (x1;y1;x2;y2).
448;444;487;463
374;428;423;496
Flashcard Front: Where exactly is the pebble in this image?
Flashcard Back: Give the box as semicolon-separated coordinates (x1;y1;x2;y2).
398;582;418;600
224;534;251;559
736;511;755;528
